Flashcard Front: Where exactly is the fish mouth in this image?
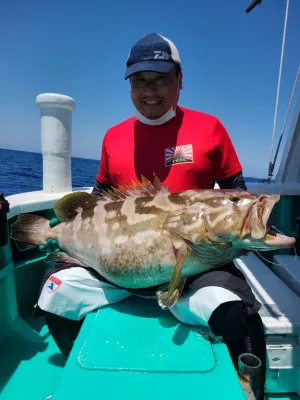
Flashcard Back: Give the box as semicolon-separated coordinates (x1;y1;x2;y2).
258;202;295;248
263;225;296;248
241;194;296;248
248;194;280;240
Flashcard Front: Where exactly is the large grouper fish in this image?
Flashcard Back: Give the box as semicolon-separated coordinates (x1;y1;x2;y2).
11;176;295;309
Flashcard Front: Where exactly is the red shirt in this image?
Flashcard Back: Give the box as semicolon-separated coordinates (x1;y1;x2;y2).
96;106;242;192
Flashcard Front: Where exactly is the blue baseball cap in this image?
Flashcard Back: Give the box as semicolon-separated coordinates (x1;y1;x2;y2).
125;33;181;80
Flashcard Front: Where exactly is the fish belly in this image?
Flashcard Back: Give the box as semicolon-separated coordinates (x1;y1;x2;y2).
53;221;177;289
96;232;178;289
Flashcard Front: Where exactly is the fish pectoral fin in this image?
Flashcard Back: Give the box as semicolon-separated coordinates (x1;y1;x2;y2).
156;244;187;310
156;278;186;310
54;192;99;222
45;251;84;266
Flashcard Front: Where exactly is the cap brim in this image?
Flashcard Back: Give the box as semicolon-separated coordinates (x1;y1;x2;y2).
125;61;176;79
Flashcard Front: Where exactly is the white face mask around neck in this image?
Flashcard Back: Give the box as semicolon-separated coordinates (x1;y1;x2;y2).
135;106;177;126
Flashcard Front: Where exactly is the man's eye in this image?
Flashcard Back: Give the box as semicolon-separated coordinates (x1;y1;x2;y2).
156;76;172;86
156;77;167;82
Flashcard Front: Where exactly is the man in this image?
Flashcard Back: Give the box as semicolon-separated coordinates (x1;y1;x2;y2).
36;33;266;399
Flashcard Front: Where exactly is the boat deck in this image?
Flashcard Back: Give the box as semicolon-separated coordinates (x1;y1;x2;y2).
1;299;300;400
0;318;65;400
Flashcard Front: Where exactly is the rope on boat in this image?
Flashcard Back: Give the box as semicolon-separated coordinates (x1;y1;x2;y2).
267;0;290;182
268;65;300;181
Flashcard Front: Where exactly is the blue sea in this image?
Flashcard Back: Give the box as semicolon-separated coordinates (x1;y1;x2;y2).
0;148;260;197
0;148;100;196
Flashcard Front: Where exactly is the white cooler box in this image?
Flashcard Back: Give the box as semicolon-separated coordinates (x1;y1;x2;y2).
234;254;300;395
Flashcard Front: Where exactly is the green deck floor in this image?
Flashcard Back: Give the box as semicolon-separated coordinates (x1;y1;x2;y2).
0;318;65;400
1;314;299;400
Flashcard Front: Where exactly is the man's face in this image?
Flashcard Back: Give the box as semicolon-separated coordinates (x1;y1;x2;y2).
130;67;181;120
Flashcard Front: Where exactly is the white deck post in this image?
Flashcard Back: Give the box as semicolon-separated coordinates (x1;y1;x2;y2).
36;93;76;193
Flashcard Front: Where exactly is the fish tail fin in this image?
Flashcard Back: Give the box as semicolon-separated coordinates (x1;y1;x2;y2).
11;214;51;246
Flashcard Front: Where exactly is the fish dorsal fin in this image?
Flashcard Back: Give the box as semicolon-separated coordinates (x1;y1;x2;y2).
101;174;169;201
54;192;99;222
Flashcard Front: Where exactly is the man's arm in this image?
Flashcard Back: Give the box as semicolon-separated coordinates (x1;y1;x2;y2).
93;134;114;196
211;119;247;190
217;171;247;191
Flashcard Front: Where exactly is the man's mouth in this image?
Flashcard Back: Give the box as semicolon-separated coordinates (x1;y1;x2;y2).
143;99;162;106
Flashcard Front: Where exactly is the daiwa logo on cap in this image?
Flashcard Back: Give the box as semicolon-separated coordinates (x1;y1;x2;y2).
153;50;171;60
46;275;62;293
165;144;193;166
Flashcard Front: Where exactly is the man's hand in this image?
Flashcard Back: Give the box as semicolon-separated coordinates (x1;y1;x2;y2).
39;238;61;253
49;217;60;227
39;218;61;253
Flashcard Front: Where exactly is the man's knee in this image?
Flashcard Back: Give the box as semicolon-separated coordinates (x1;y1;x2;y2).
36;266;110;320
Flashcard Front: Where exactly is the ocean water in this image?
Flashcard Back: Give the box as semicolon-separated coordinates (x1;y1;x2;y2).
0;148;260;197
0;148;100;196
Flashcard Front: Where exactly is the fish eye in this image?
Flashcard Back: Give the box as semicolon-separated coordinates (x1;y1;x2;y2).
229;195;240;203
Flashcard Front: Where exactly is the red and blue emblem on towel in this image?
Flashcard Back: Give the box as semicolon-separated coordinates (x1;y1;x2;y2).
46;275;62;293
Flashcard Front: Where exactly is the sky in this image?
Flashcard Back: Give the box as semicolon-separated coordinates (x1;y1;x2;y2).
0;0;299;179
